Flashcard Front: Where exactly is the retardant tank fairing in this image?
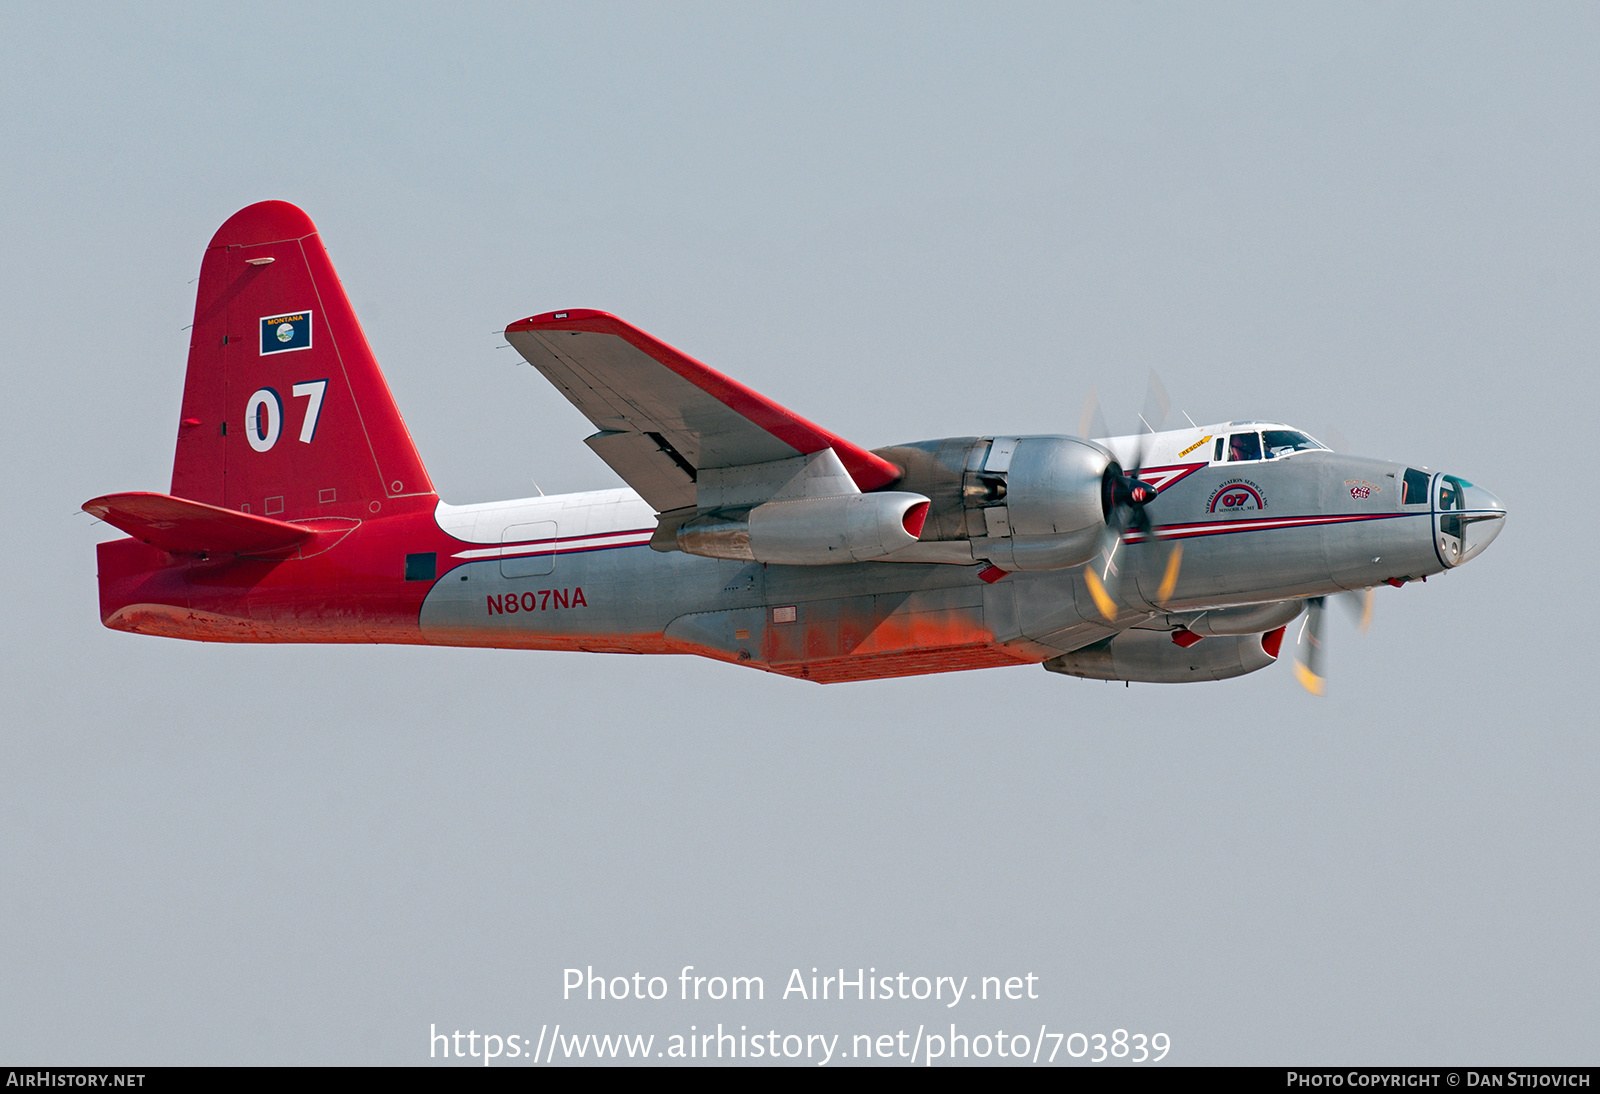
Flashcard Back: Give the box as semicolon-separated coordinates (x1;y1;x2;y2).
1042;626;1286;683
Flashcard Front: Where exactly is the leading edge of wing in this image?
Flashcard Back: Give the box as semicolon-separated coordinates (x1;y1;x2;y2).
504;309;901;493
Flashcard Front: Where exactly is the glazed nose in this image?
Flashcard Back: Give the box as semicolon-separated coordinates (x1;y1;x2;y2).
1436;478;1506;567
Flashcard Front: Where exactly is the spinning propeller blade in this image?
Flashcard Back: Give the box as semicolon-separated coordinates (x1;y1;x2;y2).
1155;544;1183;605
1139;371;1171;436
1339;586;1375;635
1293;588;1378;694
1079;387;1109;443
1293;597;1328;695
1084;545;1120;620
1081;372;1182;619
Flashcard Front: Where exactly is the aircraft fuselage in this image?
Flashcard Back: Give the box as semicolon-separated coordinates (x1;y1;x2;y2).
95;429;1497;684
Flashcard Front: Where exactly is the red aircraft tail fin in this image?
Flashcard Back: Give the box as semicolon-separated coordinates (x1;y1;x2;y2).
170;201;435;522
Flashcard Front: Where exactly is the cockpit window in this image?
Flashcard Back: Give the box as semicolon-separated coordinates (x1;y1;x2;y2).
1228;432;1262;462
1402;468;1430;505
1438;475;1473;511
1261;429;1326;458
1213;437;1224;462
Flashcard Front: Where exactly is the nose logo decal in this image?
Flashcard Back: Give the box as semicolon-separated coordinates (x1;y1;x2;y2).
1208;479;1266;513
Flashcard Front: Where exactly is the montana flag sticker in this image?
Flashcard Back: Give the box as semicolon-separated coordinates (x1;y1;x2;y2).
260;310;313;355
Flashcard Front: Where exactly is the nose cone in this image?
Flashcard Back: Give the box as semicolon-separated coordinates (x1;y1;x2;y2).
1436;477;1506;567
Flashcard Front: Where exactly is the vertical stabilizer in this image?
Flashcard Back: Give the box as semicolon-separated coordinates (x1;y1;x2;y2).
171;201;434;521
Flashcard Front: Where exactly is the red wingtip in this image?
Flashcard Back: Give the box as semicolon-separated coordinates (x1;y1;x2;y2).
207;200;318;250
902;500;930;539
1261;625;1287;660
506;308;614;332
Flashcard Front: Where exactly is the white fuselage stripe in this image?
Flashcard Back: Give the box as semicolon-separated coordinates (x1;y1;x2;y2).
451;528;655;560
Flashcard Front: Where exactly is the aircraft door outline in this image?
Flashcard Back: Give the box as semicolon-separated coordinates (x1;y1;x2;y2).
501;521;557;579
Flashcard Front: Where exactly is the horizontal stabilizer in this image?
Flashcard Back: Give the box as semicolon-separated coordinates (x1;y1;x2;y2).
83;492;313;555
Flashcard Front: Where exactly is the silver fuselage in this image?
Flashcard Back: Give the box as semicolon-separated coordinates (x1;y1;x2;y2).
414;426;1504;682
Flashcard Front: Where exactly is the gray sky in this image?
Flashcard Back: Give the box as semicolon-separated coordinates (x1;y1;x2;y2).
2;2;1594;1065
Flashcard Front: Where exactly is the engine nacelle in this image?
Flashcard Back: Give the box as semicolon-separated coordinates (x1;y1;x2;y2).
985;436;1113;570
1042;627;1285;683
874;435;1114;570
1168;600;1305;637
677;491;932;565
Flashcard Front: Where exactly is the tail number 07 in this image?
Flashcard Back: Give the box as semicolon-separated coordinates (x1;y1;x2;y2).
244;380;328;453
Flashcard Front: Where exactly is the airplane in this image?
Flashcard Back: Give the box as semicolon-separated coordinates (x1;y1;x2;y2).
83;201;1507;693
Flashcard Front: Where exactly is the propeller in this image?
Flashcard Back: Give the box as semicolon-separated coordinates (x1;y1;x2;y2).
1291;587;1376;695
1342;585;1375;635
1078;385;1109;444
1080;373;1184;620
1293;597;1329;695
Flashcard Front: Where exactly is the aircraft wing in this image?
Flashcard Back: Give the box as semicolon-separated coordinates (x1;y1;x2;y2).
504;310;901;512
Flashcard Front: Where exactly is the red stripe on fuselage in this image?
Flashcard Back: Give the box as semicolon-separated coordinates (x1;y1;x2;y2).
499;526;654;549
457;527;655;559
1125;510;1418;544
529;538;651;558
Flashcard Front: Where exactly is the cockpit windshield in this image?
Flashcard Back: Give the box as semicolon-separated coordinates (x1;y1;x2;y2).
1261;429;1327;458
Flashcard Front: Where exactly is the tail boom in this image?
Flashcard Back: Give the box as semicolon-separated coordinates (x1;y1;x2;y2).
95;509;452;644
